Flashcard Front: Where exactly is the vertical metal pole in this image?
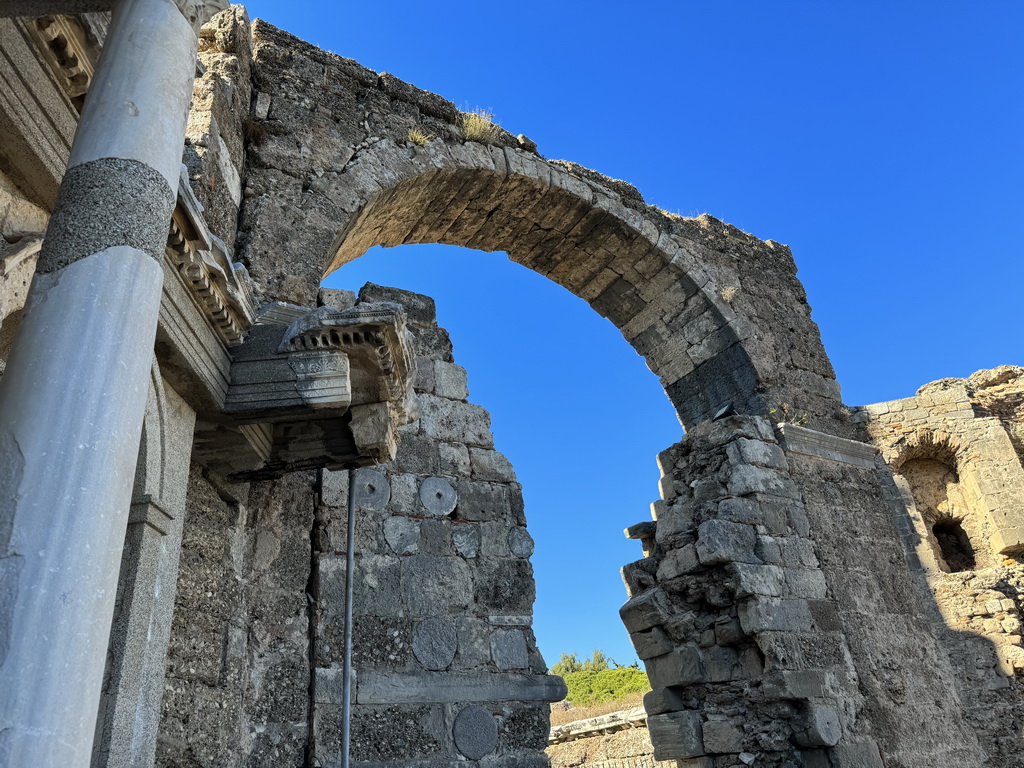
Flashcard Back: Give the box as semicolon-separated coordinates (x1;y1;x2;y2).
341;468;357;768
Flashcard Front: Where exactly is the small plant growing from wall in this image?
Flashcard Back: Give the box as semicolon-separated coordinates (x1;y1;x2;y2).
407;126;433;146
461;108;500;144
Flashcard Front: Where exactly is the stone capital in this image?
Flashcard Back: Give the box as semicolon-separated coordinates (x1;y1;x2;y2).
170;0;229;33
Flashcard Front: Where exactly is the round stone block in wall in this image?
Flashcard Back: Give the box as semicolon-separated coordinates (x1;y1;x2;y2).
419;476;457;517
412;616;458;671
353;468;390;511
453;705;498;760
507;527;535;558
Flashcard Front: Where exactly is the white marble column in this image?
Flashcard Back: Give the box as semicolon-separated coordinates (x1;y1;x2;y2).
0;0;225;764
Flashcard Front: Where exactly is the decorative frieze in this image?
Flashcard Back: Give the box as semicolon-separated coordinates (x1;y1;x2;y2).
29;15;99;112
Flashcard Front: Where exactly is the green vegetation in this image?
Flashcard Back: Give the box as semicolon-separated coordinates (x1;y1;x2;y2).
551;650;650;708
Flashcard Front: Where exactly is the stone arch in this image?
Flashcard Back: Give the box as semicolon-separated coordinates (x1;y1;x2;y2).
243;138;843;428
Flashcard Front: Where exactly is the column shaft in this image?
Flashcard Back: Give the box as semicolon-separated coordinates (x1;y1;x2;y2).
0;0;203;763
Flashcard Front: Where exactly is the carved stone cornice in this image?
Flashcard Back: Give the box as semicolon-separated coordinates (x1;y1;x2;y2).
170;0;228;34
192;301;417;480
166;167;255;347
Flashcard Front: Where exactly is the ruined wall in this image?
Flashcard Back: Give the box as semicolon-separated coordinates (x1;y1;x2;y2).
310;283;562;768
852;366;1024;766
156;282;564;767
237;19;845;431
156;467;313;766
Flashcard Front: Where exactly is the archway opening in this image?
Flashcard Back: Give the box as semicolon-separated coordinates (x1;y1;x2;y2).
932;518;976;573
323;241;681;669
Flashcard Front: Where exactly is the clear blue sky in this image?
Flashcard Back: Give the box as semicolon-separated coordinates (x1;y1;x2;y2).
240;1;1023;667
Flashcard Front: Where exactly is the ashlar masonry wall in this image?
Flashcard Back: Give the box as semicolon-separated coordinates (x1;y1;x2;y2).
310;283;564;768
853;366;1024;767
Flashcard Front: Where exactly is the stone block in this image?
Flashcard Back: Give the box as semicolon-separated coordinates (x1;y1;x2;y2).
412;617;458;671
727;464;799;499
387;472;418;513
401;555;472;615
702;718;744;754
491;628;529;670
621;558;658;598
630;626;674;660
507;527;535;558
717;497;762;526
417;395;493;447
453;524;480;558
456;480;510;522
384;516;419;555
319;287;356;309
738;597;812;633
439;441;471;475
453;705;499;759
731;562;785;598
469;447;517;482
643;686;687;715
476;558;535;612
414;354;436;393
321;469;348;508
714;617;746;646
785;568;828;599
793;703;842;747
644;644;705;688
434;360;469;400
696;520;759;565
648;710;705;760
620;589;670;633
827;742;885;767
703;646;740;683
726;438;788;470
761;669;827;700
391;433;441;475
657;543;703;580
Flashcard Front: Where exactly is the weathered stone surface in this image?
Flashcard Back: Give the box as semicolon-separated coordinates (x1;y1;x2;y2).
644;644;704;688
648;710;704;760
696;520;759;565
402;555;473;615
619;589;670;633
453;524;481;558
507;527;535;558
384;515;420;555
412;616;458;671
419;476;457;516
491;628;529;670
453;705;498;759
353;468;391;511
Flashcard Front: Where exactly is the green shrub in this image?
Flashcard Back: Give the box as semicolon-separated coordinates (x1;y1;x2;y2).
561;667;650;707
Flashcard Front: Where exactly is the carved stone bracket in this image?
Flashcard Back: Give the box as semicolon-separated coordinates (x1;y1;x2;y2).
193;300;417;480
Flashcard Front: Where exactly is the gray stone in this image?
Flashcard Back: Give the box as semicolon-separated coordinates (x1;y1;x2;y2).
401;555;472;615
439;441;471;475
491;628;529;670
828;742;885;767
731;562;785;598
738;597;813;633
702;718;744;754
38;159;175;272
453;524;481;558
456;480;510;522
727;464;799;499
644;644;705;688
469;447;517;482
696;520;759;565
793;703;842;747
630;626;674;660
761;670;826;700
657;543;702;580
419;476;457;517
434;360;469;400
453;705;498;760
353;469;390;511
643;686;687;715
648;710;704;760
726;438;788;470
318;287;356;309
619;589;670;633
412;617;458;671
507;527;535;558
384;516;420;555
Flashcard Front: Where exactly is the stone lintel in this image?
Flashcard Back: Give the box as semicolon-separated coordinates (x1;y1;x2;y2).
548;706;647;744
778;423;878;468
355;672;567;705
